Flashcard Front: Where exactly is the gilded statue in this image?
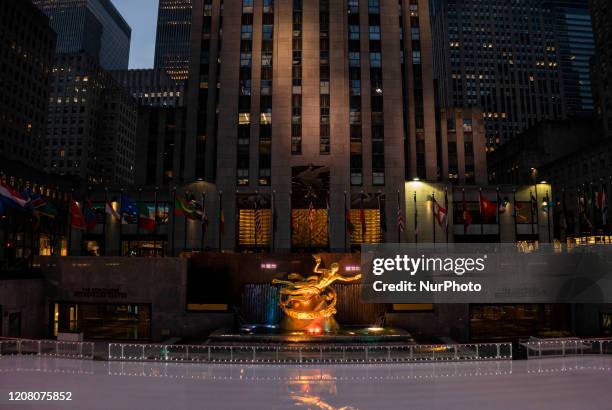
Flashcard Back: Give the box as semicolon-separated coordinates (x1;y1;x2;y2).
272;255;362;331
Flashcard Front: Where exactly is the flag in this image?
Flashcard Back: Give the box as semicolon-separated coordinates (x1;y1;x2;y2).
138;203;156;233
346;206;355;235
254;202;262;240
105;201;120;221
597;186;608;226
174;196;199;220
220;208;225;235
0;181;28;207
430;196;448;229
83;197;97;230
397;204;405;233
498;191;508;214
70;200;87;230
463;198;472;234
360;207;366;242
480;194;497;218
308;201;315;232
201;194;209;233
530;192;538;215
121;195;138;224
579;191;593;229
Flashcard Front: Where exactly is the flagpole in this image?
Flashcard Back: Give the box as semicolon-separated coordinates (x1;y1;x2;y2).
154;187;159;256
546;190;551;243
561;187;567;242
254;199;258;250
171;187;176;257
272;191;276;252
513;189;518;240
432;192;436;245
344;191;348;251
137;188;142;242
103;188;108;255
183;191;188;252
218;190;223;252
591;182;597;235
119;188;124;256
496;187;501;242
396;190;401;243
68;189;73;257
445;186;449;244
577;186;582;242
200;191;205;252
414;191;418;244
608;176;612;241
479;187;484;241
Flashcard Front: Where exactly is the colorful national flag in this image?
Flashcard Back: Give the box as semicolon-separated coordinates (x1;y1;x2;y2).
83;197;97;230
462;198;472;234
397;204;405;233
121;195;138;224
430;196;448;229
308;201;315;232
254;202;262;240
70;200;87;230
346;207;355;235
479;193;497;218
0;181;28;208
597;186;608;226
138;203;156;233
106;201;120;221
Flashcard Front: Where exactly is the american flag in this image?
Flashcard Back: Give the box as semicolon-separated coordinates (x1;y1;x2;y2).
397;204;406;233
308;201;315;231
254;202;262;239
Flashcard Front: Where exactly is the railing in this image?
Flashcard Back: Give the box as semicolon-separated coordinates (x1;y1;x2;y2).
522;339;612;359
0;339;95;360
107;342;512;364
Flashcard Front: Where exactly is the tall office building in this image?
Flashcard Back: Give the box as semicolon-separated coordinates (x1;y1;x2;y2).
33;0;131;70
45;53;137;185
154;0;193;80
184;0;487;251
431;0;566;146
589;0;612;138
0;0;56;167
546;0;595;117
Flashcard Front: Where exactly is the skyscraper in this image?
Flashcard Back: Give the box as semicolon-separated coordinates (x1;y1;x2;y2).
184;0;487;251
45;53;137;185
0;0;56;167
431;0;566;146
589;0;612;138
33;0;131;70
154;0;193;80
545;0;595;117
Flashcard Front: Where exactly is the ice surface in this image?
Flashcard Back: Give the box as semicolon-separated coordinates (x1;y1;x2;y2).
0;355;611;409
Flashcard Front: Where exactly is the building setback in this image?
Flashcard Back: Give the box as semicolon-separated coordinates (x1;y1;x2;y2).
155;0;193;80
431;0;566;146
589;0;612;139
0;0;56;167
32;0;131;70
44;53;138;185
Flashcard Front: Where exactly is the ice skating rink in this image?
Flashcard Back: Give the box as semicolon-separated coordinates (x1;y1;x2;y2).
1;355;612;409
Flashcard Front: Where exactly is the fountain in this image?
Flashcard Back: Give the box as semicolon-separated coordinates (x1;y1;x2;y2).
208;255;413;344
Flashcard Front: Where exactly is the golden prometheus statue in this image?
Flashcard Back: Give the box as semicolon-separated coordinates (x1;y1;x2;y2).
272;255;362;333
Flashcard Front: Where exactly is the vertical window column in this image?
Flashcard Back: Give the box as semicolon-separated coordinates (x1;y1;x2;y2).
348;0;362;185
259;0;274;185
409;0;426;179
368;0;384;185
319;0;330;154
291;0;303;155
237;0;254;186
